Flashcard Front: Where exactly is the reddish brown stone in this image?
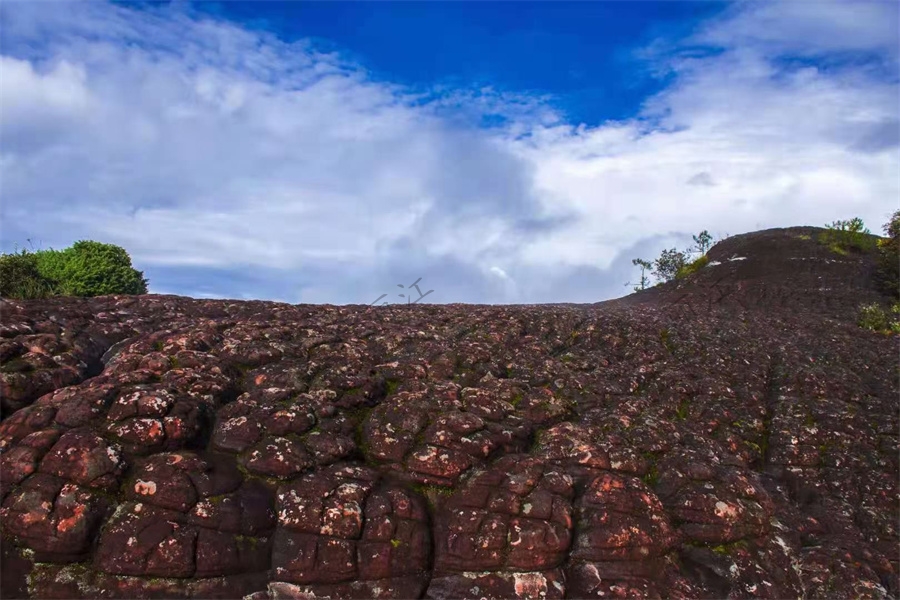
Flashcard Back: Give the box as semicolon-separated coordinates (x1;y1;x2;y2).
39;429;126;491
1;473;113;560
0;227;897;599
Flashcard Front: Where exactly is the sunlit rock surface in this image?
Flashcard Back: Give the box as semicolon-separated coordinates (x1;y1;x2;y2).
1;227;897;599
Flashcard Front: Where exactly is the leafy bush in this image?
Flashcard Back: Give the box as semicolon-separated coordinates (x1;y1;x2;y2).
676;254;710;279
818;217;877;255
858;302;900;334
652;248;688;283
0;240;148;299
35;241;148;296
874;210;899;299
0;249;58;299
629;230;716;288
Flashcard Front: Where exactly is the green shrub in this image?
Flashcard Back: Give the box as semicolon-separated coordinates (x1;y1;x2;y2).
0;249;59;299
875;210;899;299
652;248;688;283
818;217;877;255
676;254;710;279
34;241;148;296
630;230;717;288
31;248;69;290
857;302;900;334
0;240;148;299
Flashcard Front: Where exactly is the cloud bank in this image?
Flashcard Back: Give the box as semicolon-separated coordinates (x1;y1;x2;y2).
1;1;897;304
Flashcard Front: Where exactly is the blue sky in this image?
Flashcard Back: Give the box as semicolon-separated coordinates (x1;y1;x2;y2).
1;1;898;304
194;2;724;126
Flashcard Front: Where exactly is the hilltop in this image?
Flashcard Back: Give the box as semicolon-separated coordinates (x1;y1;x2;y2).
0;226;897;599
609;226;888;321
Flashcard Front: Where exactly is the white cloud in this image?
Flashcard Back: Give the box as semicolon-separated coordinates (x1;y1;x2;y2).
490;266;510;280
0;0;897;304
691;0;899;60
508;42;899;274
0;57;91;116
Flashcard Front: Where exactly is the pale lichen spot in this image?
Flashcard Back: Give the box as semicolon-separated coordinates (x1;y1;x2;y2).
134;480;157;495
513;572;548;598
714;501;739;520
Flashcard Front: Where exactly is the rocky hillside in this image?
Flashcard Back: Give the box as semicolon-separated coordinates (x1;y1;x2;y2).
0;227;896;599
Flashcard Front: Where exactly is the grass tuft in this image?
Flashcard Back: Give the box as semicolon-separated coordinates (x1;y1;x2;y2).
675;254;710;279
857;302;900;335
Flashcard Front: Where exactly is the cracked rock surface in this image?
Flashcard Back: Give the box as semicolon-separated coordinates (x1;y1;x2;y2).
1;227;897;599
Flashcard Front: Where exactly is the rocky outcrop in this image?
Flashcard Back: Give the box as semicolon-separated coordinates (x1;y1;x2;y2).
1;227;897;599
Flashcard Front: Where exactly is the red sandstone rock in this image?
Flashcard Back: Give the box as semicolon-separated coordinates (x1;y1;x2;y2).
0;227;896;599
